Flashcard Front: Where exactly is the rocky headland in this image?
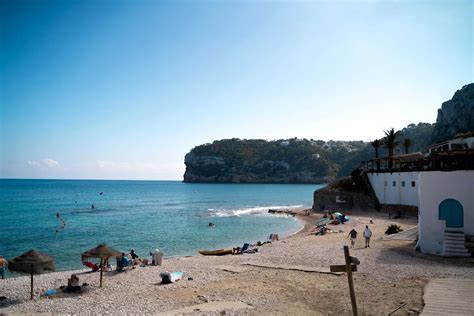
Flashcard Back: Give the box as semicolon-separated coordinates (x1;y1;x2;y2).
431;83;474;143
183;83;473;184
183;138;373;184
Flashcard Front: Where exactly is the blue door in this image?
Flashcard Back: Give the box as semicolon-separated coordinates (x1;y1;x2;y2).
438;199;464;228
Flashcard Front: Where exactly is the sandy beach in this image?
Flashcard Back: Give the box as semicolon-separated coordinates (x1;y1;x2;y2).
1;209;473;315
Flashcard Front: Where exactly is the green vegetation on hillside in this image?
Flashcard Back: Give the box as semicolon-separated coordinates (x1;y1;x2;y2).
184;122;438;183
399;123;434;152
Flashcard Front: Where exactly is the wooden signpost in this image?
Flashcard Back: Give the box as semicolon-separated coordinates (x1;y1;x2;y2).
330;246;360;316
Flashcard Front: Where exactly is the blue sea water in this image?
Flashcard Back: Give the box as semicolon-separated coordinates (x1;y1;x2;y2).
0;179;324;272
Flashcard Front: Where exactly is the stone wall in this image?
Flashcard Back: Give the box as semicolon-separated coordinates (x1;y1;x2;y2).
379;204;419;218
312;172;380;211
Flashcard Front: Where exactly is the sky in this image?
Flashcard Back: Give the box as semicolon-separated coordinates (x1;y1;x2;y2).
1;0;472;180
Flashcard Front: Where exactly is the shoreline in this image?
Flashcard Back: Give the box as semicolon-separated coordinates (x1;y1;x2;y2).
2;206;309;280
2;208;473;314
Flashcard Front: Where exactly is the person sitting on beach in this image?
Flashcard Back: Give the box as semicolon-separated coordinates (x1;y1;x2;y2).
66;274;81;293
116;253;132;272
269;234;279;242
130;249;143;265
130;249;139;260
83;261;99;272
233;243;258;254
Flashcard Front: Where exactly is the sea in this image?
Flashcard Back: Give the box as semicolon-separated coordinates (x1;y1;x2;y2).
0;179;324;273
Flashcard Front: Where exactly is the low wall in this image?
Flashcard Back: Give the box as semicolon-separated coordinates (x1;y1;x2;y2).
313;173;379;211
379;204;419;218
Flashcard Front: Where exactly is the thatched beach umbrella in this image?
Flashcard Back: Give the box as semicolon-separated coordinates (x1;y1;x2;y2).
82;243;120;287
8;249;55;299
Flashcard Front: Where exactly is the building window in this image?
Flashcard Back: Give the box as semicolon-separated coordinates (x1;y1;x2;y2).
392;181;396;187
401;181;405;187
411;181;416;187
384;181;387;186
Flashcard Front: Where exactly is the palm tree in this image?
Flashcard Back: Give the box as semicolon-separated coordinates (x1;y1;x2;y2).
370;139;381;172
402;138;413;154
382;128;400;170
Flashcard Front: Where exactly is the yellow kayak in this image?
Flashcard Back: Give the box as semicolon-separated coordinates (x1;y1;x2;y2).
198;249;233;256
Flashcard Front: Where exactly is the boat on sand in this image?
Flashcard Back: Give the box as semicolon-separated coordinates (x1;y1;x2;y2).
198;249;233;256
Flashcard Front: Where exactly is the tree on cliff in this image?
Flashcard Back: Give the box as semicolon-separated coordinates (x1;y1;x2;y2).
402;138;413;154
370;139;381;172
382;128;400;170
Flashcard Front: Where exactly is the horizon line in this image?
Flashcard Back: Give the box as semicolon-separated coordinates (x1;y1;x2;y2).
0;178;183;182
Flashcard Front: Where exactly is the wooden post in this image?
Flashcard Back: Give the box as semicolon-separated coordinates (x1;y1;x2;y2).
344;246;358;316
99;258;103;288
30;271;34;300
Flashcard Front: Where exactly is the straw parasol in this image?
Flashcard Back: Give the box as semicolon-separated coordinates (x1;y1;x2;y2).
8;249;55;299
82;243;120;287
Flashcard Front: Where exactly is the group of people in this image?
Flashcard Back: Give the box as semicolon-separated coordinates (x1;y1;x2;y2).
82;248;164;273
116;249;147;271
348;225;373;248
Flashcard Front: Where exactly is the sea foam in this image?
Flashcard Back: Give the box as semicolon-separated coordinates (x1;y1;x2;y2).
209;205;303;217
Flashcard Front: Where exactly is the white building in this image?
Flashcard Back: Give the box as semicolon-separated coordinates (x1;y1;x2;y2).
427;136;474;153
417;170;473;256
367;170;474;256
367;172;420;207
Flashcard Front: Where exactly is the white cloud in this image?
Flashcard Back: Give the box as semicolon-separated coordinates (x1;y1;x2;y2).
27;160;41;167
42;158;60;168
27;158;60;168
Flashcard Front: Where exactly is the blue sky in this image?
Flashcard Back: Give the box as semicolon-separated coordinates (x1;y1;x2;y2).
1;0;472;180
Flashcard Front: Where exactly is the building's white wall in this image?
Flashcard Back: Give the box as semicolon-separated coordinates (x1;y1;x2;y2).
367;172;420;206
418;170;474;254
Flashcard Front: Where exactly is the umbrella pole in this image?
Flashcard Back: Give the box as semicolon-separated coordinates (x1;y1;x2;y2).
100;258;103;288
30;271;34;300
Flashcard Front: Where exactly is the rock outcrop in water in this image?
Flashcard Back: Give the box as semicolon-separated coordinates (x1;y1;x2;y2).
431;83;474;143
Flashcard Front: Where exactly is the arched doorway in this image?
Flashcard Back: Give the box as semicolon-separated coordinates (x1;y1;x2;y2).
438;199;464;228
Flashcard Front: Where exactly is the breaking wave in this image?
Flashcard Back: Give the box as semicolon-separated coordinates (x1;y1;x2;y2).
208;205;303;217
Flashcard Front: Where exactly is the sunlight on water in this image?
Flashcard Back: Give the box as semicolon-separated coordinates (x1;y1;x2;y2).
0;180;325;272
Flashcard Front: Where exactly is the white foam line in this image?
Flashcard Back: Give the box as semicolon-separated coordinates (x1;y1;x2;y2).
209;205;305;217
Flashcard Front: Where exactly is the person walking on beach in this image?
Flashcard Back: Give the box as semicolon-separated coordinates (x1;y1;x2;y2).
364;225;372;248
348;228;358;248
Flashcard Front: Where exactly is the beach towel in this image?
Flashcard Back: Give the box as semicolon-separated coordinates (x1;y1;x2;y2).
84;261;99;271
43;289;58;297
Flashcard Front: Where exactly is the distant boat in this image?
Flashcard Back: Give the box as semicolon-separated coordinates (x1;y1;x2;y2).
198;249;232;256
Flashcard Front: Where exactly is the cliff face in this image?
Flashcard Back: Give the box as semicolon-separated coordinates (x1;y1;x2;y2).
183;150;334;184
182;138;371;184
432;83;474;143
